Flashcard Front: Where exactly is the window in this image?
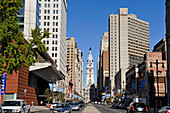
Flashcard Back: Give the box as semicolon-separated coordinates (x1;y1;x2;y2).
44;10;46;14
47;47;49;50
56;4;58;8
52;41;54;44
55;53;57;57
44;28;46;31
53;28;55;32
52;47;54;51
55;47;57;51
44;22;46;26
44;16;46;20
56;16;58;19
53;4;55;8
48;10;50;14
44;4;47;7
55;41;57;44
56;34;58;38
56;28;58;32
56;22;58;26
39;22;41;25
53;16;55;19
52;53;54;57
40;10;41;13
53;22;55;26
47;40;49;44
45;0;47;1
48;16;50;20
48;0;50;1
43;40;45;44
56;10;58;14
53;10;55;14
47;22;50;26
39;16;41;20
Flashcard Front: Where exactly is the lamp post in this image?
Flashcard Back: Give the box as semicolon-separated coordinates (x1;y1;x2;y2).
135;65;139;101
150;59;164;111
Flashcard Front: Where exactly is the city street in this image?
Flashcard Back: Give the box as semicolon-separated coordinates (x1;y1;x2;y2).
31;104;127;113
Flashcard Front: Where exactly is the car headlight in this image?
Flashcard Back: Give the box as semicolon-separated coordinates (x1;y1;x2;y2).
64;110;70;113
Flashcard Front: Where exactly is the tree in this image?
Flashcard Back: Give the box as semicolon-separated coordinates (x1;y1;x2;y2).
44;88;52;104
0;0;50;75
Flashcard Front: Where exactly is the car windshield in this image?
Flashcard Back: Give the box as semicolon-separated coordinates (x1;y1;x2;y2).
1;101;20;106
134;103;146;107
71;102;79;105
56;103;69;108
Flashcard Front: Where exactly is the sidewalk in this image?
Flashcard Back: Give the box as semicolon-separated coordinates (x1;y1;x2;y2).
82;103;101;113
30;106;49;112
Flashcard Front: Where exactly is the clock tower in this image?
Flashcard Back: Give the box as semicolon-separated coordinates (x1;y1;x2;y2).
84;48;94;102
86;48;94;87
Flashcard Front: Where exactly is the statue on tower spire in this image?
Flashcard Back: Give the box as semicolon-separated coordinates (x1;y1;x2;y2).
89;47;91;51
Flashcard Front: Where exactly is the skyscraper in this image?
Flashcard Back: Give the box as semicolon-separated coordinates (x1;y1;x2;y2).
109;8;150;96
66;37;83;96
39;0;67;75
97;32;109;97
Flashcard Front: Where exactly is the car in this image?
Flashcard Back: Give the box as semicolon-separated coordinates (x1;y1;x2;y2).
78;101;84;107
53;103;72;113
70;102;80;111
50;102;59;110
158;106;170;113
127;102;149;113
1;99;30;113
119;103;127;109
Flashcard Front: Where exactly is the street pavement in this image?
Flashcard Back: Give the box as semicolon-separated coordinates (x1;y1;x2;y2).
30;104;127;113
93;104;127;113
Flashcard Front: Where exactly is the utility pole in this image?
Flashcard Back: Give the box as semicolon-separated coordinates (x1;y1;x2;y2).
166;0;170;105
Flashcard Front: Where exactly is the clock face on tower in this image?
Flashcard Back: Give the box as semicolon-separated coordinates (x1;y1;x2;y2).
89;61;92;67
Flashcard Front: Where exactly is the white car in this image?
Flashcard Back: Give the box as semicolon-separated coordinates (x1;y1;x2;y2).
1;99;30;113
158;106;170;113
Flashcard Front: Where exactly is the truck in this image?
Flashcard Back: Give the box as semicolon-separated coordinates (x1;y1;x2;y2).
1;99;30;113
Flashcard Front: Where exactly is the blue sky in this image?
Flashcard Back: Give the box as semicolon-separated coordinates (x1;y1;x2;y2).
67;0;166;87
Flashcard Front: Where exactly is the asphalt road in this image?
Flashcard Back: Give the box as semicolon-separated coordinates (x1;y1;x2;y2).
31;105;87;113
31;104;127;113
93;104;127;113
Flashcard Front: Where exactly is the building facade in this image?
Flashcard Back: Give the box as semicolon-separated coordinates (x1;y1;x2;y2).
97;32;109;97
109;8;150;96
126;52;167;107
66;37;83;96
39;0;67;75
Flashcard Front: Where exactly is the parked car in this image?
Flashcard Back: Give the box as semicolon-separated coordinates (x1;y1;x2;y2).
127;102;149;113
50;102;59;110
119;103;127;109
1;99;30;113
158;106;170;113
53;103;71;113
70;102;80;111
78;101;84;107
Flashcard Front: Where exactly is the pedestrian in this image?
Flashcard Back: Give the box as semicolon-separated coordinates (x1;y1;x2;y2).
32;101;34;108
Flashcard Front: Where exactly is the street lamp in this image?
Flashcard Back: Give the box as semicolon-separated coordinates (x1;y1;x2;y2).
150;59;164;111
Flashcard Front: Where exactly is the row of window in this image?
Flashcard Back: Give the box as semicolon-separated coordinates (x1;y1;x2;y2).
40;16;58;20
43;40;57;44
40;4;58;8
40;10;58;14
43;22;58;26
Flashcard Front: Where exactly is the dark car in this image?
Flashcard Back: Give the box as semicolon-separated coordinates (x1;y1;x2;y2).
127;102;149;113
78;101;84;107
119;103;127;109
53;103;72;113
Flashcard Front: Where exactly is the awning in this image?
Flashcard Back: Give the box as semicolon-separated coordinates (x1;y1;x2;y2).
29;63;65;81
